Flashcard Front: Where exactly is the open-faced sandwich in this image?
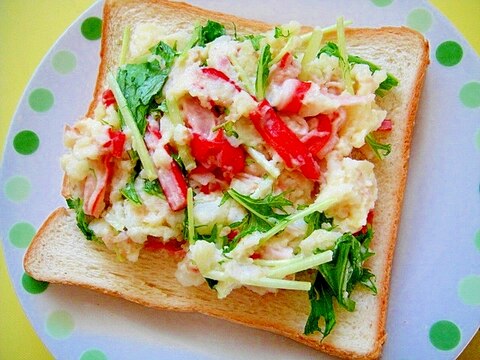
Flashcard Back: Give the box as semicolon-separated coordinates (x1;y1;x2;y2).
24;0;429;358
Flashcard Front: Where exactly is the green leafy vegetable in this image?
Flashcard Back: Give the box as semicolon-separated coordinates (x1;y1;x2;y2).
196;224;228;250
365;133;391;159
258;198;337;246
150;41;177;68
66;198;96;241
157;99;168;113
225;189;292;224
274;26;290;39
305;231;376;338
198;20;226;47
116;41;176;134
222;189;292;250
107;73;157;180
255;44;272;100
213;120;238;138
121;177;142;204
303;211;334;238
171;152;187;174
304;272;336;336
347;54;399;96
144;179;164;197
318;42;399;96
243;34;265;51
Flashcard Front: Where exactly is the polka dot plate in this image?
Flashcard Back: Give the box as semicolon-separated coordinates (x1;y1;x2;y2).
1;0;479;359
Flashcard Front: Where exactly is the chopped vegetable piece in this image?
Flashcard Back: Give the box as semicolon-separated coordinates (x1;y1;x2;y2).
377;119;393;131
305;231;376;338
198;20;226;46
318;42;399;97
190;130;246;178
143;179;164;198
304;271;336;337
82;154;114;218
249;100;320;180
274;26;290;39
102;89;116;107
245;147;280;178
144;119;188;211
186;187;195;244
365;133;391;159
66;198;96;241
103;128;126;158
255;44;272;100
302;113;333;155
336;17;353;94
121;176;142;205
183;97;246;180
143;236;185;255
243;34;264;51
119;26;131;65
280;80;312;114
267;251;333;279
107;72;158;180
201;67;243;92
300;27;323;80
258;197;337;245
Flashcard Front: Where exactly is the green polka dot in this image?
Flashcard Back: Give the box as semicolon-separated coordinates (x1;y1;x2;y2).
9;222;36;248
475;129;480;151
429;320;461;350
80;349;108;360
371;0;393;6
52;50;77;74
460;82;480;108
475;230;480;251
28;88;54;112
22;273;49;294
81;17;102;40
13;130;39;155
436;41;463;67
46;310;75;339
407;8;433;33
458;275;480;305
4;176;31;202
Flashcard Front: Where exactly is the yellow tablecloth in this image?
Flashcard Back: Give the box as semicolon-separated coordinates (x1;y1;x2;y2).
0;1;478;359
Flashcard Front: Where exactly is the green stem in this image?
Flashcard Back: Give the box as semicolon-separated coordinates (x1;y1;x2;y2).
266;251;333;279
119;26;131;66
259;198;337;245
107;72;157;180
336;17;354;94
187;188;195;244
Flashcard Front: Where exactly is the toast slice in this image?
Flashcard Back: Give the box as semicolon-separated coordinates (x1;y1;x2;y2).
24;0;429;358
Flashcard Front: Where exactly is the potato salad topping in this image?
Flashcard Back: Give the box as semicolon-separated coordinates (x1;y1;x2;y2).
61;18;398;337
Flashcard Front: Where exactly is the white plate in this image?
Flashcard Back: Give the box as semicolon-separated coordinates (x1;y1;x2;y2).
1;0;479;359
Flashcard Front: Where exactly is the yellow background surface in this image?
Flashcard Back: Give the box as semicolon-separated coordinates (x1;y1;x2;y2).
0;1;478;359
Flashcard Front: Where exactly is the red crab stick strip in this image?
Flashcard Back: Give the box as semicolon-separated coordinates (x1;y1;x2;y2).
249;100;320;180
83;155;114;218
201;67;243;92
280;80;312;114
84;129;126;217
145;119;188;211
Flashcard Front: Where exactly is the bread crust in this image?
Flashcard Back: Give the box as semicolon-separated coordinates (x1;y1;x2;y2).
24;1;429;359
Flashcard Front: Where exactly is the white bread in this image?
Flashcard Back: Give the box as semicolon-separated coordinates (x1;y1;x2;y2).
24;0;430;358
